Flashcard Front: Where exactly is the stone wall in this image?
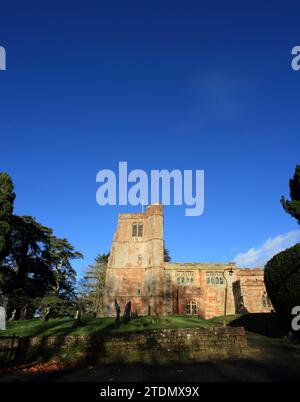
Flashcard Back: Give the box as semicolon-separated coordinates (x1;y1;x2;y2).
233;269;273;314
165;263;239;319
165;263;272;319
0;327;247;365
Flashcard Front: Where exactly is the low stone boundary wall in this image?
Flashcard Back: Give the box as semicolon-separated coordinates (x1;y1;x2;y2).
0;327;247;364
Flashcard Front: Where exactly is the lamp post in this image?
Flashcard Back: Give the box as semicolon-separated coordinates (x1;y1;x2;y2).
223;267;234;327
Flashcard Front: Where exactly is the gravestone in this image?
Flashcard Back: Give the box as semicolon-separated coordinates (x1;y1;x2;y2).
122;301;131;324
72;309;84;327
43;307;51;321
115;299;121;324
0;306;6;330
9;309;16;321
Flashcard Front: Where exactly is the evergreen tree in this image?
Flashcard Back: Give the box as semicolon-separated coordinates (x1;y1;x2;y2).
2;215;82;318
264;244;300;334
77;253;109;317
264;165;300;336
0;173;15;263
164;247;171;262
0;174;83;318
281;165;300;224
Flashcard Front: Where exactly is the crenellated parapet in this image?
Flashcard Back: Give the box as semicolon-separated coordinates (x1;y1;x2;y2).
164;262;238;270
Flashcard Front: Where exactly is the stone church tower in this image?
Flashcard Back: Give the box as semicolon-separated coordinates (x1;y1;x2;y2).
103;204;273;318
103;204;167;317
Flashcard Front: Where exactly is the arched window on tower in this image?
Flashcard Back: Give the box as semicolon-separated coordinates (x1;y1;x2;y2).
138;224;143;237
132;223;137;237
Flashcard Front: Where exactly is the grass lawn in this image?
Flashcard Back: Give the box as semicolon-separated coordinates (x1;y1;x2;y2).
0;315;215;337
0;313;288;338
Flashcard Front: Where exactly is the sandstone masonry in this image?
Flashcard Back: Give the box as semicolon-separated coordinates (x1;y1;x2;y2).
0;327;248;364
103;204;272;318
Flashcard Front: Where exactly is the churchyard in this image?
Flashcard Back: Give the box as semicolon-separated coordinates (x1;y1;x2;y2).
1;312;300;382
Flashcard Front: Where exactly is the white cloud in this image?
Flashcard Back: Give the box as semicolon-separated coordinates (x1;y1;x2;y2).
233;229;300;268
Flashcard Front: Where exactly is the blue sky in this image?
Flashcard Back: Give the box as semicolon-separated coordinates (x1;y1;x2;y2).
0;0;300;276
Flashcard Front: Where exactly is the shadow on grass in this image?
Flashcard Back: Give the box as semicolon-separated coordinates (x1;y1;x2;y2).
3;315;214;338
1;315;238;368
3;317;120;337
228;313;288;338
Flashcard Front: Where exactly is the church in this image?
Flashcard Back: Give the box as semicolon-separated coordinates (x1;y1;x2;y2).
103;204;272;318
